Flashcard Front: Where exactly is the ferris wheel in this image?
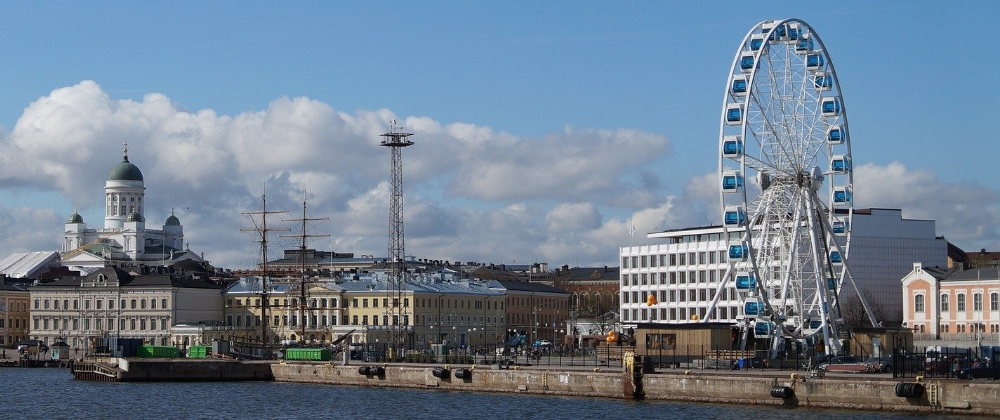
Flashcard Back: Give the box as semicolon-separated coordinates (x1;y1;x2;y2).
713;19;878;357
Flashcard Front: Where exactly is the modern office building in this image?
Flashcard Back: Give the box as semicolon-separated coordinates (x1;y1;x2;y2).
620;208;947;330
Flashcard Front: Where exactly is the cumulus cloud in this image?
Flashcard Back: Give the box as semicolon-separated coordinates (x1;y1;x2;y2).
854;161;1000;248
0;81;675;269
8;82;994;271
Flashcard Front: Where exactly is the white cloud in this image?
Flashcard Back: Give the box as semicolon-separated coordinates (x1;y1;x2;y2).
2;82;997;270
854;161;1000;248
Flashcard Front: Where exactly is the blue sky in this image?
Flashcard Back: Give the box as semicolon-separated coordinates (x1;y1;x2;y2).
0;1;996;269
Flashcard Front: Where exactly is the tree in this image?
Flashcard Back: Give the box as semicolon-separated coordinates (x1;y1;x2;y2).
838;287;899;328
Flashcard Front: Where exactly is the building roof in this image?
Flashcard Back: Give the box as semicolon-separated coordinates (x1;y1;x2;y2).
553;265;620;282
493;280;570;295
33;266;224;290
108;148;143;181
0;251;61;279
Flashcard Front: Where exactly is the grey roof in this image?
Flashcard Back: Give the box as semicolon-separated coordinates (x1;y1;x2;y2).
33;267;223;290
0;251;61;279
556;266;620;281
939;266;1000;282
493;280;570;295
0;283;28;292
225;276;294;294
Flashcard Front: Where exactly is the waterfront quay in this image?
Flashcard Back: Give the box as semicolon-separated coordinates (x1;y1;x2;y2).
272;360;998;416
50;352;1000;416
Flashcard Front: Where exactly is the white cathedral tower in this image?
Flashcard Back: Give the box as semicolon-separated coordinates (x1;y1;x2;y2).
61;144;197;271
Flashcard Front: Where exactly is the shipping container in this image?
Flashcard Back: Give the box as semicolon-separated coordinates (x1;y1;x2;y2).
188;345;210;358
137;345;180;358
285;348;332;361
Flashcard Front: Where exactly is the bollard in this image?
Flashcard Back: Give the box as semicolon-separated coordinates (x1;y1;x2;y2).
432;367;450;379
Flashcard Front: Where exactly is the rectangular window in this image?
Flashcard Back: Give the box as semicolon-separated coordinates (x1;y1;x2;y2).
958;294;967;311
992;293;999;311
151;299;156;309
622;256;629;269
96;300;102;310
974;293;983;311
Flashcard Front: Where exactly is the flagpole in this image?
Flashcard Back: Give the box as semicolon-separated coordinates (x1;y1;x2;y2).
629;217;635;248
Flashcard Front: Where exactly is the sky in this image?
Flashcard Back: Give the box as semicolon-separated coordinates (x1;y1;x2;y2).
0;1;997;270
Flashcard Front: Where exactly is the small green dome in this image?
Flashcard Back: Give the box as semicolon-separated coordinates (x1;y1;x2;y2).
67;212;83;223
126;211;144;223
108;145;143;181
165;214;180;226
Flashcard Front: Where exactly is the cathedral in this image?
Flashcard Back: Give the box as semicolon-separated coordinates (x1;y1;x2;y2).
60;144;205;272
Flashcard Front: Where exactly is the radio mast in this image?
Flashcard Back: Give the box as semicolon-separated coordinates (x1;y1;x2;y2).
380;119;414;355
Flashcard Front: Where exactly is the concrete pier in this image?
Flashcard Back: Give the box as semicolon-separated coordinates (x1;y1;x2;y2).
270;362;1000;416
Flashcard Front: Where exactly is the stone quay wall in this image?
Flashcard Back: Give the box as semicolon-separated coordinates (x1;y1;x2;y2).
271;363;1000;416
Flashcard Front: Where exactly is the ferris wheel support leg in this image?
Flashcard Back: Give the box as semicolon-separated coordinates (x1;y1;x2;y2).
704;264;736;323
805;197;843;356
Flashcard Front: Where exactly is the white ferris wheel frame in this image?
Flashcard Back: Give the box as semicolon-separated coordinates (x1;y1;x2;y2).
708;18;879;356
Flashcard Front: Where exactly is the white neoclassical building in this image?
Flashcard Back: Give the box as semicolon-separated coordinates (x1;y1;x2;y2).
28;266;224;354
620;208;947;329
61;144;204;272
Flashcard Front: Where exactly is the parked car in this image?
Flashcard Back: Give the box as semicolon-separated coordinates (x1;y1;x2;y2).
956;359;1000;380
817;355;862;371
863;356;891;373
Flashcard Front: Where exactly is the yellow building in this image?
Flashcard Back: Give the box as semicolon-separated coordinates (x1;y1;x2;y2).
1;283;30;348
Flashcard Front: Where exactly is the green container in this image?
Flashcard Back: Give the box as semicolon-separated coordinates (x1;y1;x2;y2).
136;345;180;358
188;345;210;358
285;348;332;361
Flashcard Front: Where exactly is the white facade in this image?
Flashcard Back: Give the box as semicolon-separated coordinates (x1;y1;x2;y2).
28;267;223;354
61;145;188;270
620;208;946;329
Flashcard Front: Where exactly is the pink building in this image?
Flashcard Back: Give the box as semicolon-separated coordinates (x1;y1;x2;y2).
902;262;1000;342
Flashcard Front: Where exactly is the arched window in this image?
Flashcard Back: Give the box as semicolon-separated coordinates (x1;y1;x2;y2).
914;295;925;313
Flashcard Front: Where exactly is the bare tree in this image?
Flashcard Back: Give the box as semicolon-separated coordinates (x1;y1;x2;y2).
838;287;897;328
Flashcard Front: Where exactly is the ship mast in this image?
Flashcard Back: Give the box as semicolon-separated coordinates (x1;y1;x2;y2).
242;184;288;351
281;191;329;343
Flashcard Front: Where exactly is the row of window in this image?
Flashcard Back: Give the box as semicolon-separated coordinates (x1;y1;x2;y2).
225;296;510;312
622;250;731;270
0;334;29;345
34;316;169;331
0;318;27;329
622;306;742;322
914;292;1000;313
0;301;27;312
623;288;747;305
910;323;1000;334
34;297;169;311
228;297;342;308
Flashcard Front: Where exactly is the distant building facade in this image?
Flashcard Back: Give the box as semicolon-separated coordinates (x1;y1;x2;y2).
0;283;30;348
28;267;224;353
620;208;947;330
902;262;1000;342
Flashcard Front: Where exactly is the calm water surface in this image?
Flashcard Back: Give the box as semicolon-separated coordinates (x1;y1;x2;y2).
0;368;978;419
